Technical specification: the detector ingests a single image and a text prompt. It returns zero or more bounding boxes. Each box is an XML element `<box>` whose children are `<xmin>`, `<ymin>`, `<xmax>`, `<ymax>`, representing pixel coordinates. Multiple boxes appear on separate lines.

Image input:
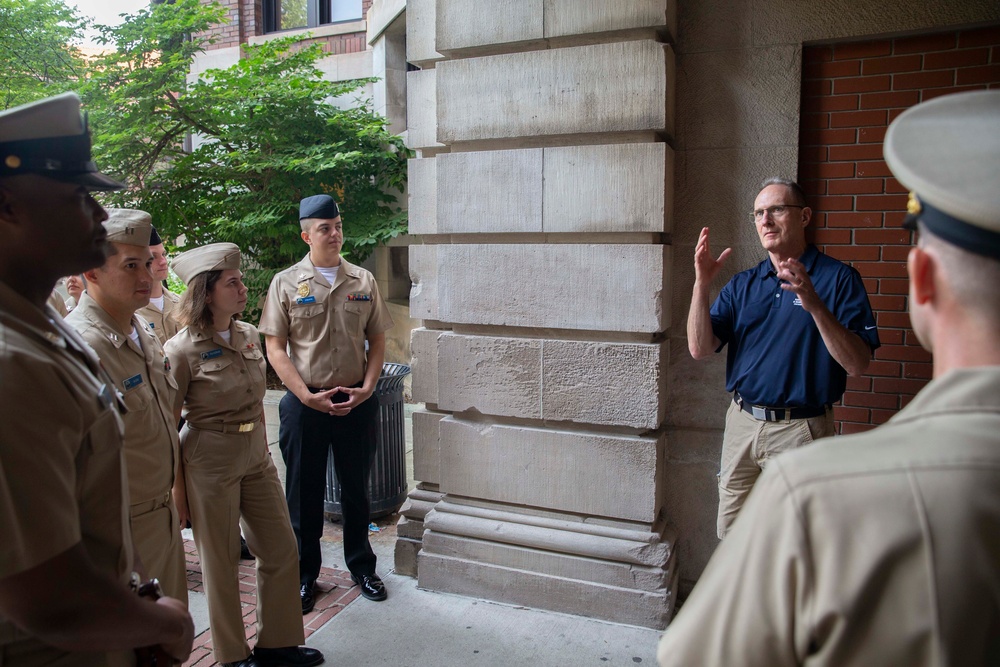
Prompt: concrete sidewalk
<box><xmin>183</xmin><ymin>391</ymin><xmax>662</xmax><ymax>666</ymax></box>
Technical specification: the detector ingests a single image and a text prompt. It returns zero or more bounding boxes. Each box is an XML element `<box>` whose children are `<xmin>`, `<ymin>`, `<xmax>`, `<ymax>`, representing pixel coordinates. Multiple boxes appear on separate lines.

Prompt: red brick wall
<box><xmin>200</xmin><ymin>0</ymin><xmax>373</xmax><ymax>51</ymax></box>
<box><xmin>799</xmin><ymin>24</ymin><xmax>1000</xmax><ymax>434</ymax></box>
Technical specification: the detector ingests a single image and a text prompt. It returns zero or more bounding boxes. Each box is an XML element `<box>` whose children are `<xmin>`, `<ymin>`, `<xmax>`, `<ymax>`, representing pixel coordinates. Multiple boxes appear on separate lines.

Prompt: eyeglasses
<box><xmin>751</xmin><ymin>204</ymin><xmax>804</xmax><ymax>222</ymax></box>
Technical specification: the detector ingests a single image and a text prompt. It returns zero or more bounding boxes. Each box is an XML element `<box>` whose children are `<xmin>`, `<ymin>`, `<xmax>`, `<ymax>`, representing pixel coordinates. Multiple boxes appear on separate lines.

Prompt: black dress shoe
<box><xmin>240</xmin><ymin>535</ymin><xmax>254</xmax><ymax>560</ymax></box>
<box><xmin>300</xmin><ymin>583</ymin><xmax>315</xmax><ymax>614</ymax></box>
<box><xmin>253</xmin><ymin>646</ymin><xmax>324</xmax><ymax>667</ymax></box>
<box><xmin>351</xmin><ymin>572</ymin><xmax>387</xmax><ymax>601</ymax></box>
<box><xmin>221</xmin><ymin>658</ymin><xmax>256</xmax><ymax>667</ymax></box>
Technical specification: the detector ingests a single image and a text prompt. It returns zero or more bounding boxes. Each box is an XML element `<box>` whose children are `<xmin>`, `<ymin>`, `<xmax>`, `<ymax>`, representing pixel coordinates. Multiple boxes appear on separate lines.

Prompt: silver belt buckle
<box><xmin>752</xmin><ymin>406</ymin><xmax>768</xmax><ymax>421</ymax></box>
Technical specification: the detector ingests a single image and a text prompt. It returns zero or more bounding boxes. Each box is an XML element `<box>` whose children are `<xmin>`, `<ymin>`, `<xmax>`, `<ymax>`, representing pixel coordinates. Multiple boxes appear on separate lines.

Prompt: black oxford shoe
<box><xmin>300</xmin><ymin>583</ymin><xmax>315</xmax><ymax>614</ymax></box>
<box><xmin>253</xmin><ymin>646</ymin><xmax>324</xmax><ymax>667</ymax></box>
<box><xmin>351</xmin><ymin>572</ymin><xmax>387</xmax><ymax>601</ymax></box>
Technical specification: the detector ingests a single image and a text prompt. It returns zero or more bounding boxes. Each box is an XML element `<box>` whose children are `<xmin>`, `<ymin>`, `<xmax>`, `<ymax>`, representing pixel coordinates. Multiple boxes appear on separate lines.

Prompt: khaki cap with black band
<box><xmin>884</xmin><ymin>90</ymin><xmax>1000</xmax><ymax>260</ymax></box>
<box><xmin>0</xmin><ymin>92</ymin><xmax>125</xmax><ymax>192</ymax></box>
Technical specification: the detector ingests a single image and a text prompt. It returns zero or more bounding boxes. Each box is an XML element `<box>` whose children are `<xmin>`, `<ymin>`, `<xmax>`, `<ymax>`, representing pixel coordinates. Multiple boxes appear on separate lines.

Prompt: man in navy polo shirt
<box><xmin>687</xmin><ymin>177</ymin><xmax>879</xmax><ymax>539</ymax></box>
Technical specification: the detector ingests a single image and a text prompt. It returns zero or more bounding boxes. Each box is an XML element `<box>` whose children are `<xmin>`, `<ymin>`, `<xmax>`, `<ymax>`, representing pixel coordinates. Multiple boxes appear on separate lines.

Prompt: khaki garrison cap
<box><xmin>0</xmin><ymin>92</ymin><xmax>124</xmax><ymax>191</ymax></box>
<box><xmin>884</xmin><ymin>90</ymin><xmax>1000</xmax><ymax>260</ymax></box>
<box><xmin>104</xmin><ymin>208</ymin><xmax>152</xmax><ymax>246</ymax></box>
<box><xmin>172</xmin><ymin>243</ymin><xmax>242</xmax><ymax>284</ymax></box>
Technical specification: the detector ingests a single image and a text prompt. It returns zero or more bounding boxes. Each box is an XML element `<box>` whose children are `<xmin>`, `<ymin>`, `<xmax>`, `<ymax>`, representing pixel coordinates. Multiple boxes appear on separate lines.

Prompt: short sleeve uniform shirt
<box><xmin>164</xmin><ymin>320</ymin><xmax>267</xmax><ymax>424</ymax></box>
<box><xmin>137</xmin><ymin>288</ymin><xmax>181</xmax><ymax>345</ymax></box>
<box><xmin>258</xmin><ymin>255</ymin><xmax>393</xmax><ymax>389</ymax></box>
<box><xmin>0</xmin><ymin>282</ymin><xmax>132</xmax><ymax>664</ymax></box>
<box><xmin>67</xmin><ymin>294</ymin><xmax>179</xmax><ymax>505</ymax></box>
<box><xmin>658</xmin><ymin>367</ymin><xmax>1000</xmax><ymax>667</ymax></box>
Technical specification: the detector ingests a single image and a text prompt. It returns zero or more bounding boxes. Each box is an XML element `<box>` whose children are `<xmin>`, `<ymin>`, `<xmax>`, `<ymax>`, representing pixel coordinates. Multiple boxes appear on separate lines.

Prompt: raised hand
<box><xmin>694</xmin><ymin>227</ymin><xmax>732</xmax><ymax>285</ymax></box>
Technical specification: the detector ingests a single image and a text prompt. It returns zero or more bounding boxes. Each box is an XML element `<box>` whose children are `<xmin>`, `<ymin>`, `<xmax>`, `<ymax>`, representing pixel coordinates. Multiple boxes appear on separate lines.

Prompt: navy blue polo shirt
<box><xmin>710</xmin><ymin>245</ymin><xmax>879</xmax><ymax>408</ymax></box>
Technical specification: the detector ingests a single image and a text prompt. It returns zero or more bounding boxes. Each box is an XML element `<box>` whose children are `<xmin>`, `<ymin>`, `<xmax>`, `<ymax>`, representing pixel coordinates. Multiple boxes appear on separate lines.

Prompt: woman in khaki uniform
<box><xmin>165</xmin><ymin>244</ymin><xmax>322</xmax><ymax>667</ymax></box>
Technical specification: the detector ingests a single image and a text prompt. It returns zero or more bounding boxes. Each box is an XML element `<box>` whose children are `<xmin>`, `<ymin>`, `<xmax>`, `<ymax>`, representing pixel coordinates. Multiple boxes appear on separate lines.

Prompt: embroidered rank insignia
<box><xmin>347</xmin><ymin>292</ymin><xmax>372</xmax><ymax>302</ymax></box>
<box><xmin>297</xmin><ymin>283</ymin><xmax>311</xmax><ymax>298</ymax></box>
<box><xmin>296</xmin><ymin>296</ymin><xmax>316</xmax><ymax>304</ymax></box>
<box><xmin>123</xmin><ymin>373</ymin><xmax>144</xmax><ymax>391</ymax></box>
<box><xmin>200</xmin><ymin>348</ymin><xmax>224</xmax><ymax>360</ymax></box>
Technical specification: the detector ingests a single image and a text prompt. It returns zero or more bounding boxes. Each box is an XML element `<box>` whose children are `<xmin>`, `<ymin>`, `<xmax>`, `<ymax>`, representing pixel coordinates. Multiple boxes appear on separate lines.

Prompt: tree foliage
<box><xmin>80</xmin><ymin>0</ymin><xmax>409</xmax><ymax>320</ymax></box>
<box><xmin>4</xmin><ymin>0</ymin><xmax>410</xmax><ymax>322</ymax></box>
<box><xmin>0</xmin><ymin>0</ymin><xmax>87</xmax><ymax>109</ymax></box>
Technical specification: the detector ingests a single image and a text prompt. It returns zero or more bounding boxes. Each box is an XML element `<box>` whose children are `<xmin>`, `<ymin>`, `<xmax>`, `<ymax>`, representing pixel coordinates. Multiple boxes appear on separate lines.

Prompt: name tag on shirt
<box><xmin>200</xmin><ymin>348</ymin><xmax>224</xmax><ymax>360</ymax></box>
<box><xmin>123</xmin><ymin>374</ymin><xmax>144</xmax><ymax>391</ymax></box>
<box><xmin>296</xmin><ymin>296</ymin><xmax>317</xmax><ymax>304</ymax></box>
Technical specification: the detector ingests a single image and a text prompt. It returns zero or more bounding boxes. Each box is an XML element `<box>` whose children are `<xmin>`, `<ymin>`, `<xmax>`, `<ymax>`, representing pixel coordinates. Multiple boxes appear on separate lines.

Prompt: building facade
<box><xmin>198</xmin><ymin>0</ymin><xmax>1000</xmax><ymax>628</ymax></box>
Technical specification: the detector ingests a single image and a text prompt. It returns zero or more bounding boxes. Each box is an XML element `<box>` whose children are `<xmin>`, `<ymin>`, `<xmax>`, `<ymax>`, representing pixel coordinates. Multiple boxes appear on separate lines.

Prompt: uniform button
<box><xmin>247</xmin><ymin>388</ymin><xmax>252</xmax><ymax>393</ymax></box>
<box><xmin>240</xmin><ymin>369</ymin><xmax>246</xmax><ymax>374</ymax></box>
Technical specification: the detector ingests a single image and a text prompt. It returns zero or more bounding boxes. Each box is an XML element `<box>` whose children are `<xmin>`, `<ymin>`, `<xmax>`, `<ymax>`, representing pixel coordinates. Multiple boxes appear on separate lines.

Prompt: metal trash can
<box><xmin>324</xmin><ymin>362</ymin><xmax>411</xmax><ymax>521</ymax></box>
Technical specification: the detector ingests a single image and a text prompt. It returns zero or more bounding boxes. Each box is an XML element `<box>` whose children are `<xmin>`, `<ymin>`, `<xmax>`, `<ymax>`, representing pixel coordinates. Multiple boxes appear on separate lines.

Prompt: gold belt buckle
<box><xmin>238</xmin><ymin>422</ymin><xmax>254</xmax><ymax>433</ymax></box>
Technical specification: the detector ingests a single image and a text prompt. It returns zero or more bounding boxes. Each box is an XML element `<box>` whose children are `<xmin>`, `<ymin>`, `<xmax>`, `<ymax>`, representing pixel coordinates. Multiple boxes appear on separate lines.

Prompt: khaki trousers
<box><xmin>717</xmin><ymin>400</ymin><xmax>834</xmax><ymax>539</ymax></box>
<box><xmin>181</xmin><ymin>424</ymin><xmax>303</xmax><ymax>664</ymax></box>
<box><xmin>130</xmin><ymin>496</ymin><xmax>187</xmax><ymax>604</ymax></box>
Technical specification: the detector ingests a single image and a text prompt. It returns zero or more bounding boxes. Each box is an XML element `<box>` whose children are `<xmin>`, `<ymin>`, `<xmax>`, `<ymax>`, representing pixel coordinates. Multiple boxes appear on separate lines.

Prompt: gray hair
<box><xmin>760</xmin><ymin>177</ymin><xmax>808</xmax><ymax>207</ymax></box>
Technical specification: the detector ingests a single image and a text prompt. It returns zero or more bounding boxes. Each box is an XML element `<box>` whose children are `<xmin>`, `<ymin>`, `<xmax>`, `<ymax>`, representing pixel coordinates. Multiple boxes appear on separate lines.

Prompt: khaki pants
<box><xmin>717</xmin><ymin>400</ymin><xmax>834</xmax><ymax>539</ymax></box>
<box><xmin>182</xmin><ymin>424</ymin><xmax>303</xmax><ymax>664</ymax></box>
<box><xmin>131</xmin><ymin>496</ymin><xmax>187</xmax><ymax>604</ymax></box>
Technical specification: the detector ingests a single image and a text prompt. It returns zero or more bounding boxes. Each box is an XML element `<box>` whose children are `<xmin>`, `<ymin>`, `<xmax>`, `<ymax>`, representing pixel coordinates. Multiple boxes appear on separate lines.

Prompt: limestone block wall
<box><xmin>399</xmin><ymin>0</ymin><xmax>679</xmax><ymax>629</ymax></box>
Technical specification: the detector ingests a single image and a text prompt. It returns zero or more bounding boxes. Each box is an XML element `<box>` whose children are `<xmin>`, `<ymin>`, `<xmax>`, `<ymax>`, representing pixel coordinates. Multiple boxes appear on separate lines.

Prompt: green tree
<box><xmin>0</xmin><ymin>0</ymin><xmax>87</xmax><ymax>109</ymax></box>
<box><xmin>83</xmin><ymin>0</ymin><xmax>409</xmax><ymax>321</ymax></box>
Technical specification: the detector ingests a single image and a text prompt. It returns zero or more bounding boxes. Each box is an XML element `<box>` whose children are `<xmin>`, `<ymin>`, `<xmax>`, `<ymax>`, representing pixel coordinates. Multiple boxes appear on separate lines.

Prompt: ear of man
<box><xmin>907</xmin><ymin>245</ymin><xmax>936</xmax><ymax>307</ymax></box>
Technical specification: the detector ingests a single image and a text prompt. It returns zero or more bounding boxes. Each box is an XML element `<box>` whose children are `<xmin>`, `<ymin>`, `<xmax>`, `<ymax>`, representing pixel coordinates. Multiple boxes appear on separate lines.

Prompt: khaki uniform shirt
<box><xmin>67</xmin><ymin>294</ymin><xmax>179</xmax><ymax>505</ymax></box>
<box><xmin>164</xmin><ymin>320</ymin><xmax>266</xmax><ymax>425</ymax></box>
<box><xmin>258</xmin><ymin>255</ymin><xmax>393</xmax><ymax>388</ymax></box>
<box><xmin>137</xmin><ymin>288</ymin><xmax>181</xmax><ymax>346</ymax></box>
<box><xmin>46</xmin><ymin>290</ymin><xmax>68</xmax><ymax>317</ymax></box>
<box><xmin>658</xmin><ymin>367</ymin><xmax>1000</xmax><ymax>667</ymax></box>
<box><xmin>0</xmin><ymin>282</ymin><xmax>133</xmax><ymax>664</ymax></box>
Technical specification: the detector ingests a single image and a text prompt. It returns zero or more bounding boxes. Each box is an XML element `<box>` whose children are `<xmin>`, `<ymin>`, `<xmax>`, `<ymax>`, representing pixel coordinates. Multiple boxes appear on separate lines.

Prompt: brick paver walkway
<box><xmin>182</xmin><ymin>539</ymin><xmax>361</xmax><ymax>666</ymax></box>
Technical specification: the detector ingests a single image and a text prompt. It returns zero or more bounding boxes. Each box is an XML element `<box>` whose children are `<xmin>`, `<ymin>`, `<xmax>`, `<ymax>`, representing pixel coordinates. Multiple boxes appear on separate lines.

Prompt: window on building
<box><xmin>263</xmin><ymin>0</ymin><xmax>363</xmax><ymax>33</ymax></box>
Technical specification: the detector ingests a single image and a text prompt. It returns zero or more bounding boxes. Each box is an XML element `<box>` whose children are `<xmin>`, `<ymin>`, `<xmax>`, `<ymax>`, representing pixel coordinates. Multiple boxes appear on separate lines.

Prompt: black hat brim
<box><xmin>61</xmin><ymin>170</ymin><xmax>126</xmax><ymax>192</ymax></box>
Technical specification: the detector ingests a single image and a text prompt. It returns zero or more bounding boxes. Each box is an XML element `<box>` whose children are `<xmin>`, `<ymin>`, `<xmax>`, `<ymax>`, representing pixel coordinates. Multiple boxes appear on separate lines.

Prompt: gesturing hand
<box><xmin>776</xmin><ymin>258</ymin><xmax>822</xmax><ymax>313</ymax></box>
<box><xmin>694</xmin><ymin>227</ymin><xmax>732</xmax><ymax>285</ymax></box>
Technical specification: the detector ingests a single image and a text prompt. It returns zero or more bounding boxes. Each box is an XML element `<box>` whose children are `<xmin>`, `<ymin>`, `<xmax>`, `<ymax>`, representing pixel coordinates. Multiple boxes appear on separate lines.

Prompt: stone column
<box><xmin>398</xmin><ymin>0</ymin><xmax>678</xmax><ymax>628</ymax></box>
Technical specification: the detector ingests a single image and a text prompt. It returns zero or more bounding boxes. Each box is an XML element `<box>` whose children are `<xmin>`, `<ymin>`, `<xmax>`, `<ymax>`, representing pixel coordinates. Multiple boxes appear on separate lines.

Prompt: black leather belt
<box><xmin>734</xmin><ymin>392</ymin><xmax>827</xmax><ymax>422</ymax></box>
